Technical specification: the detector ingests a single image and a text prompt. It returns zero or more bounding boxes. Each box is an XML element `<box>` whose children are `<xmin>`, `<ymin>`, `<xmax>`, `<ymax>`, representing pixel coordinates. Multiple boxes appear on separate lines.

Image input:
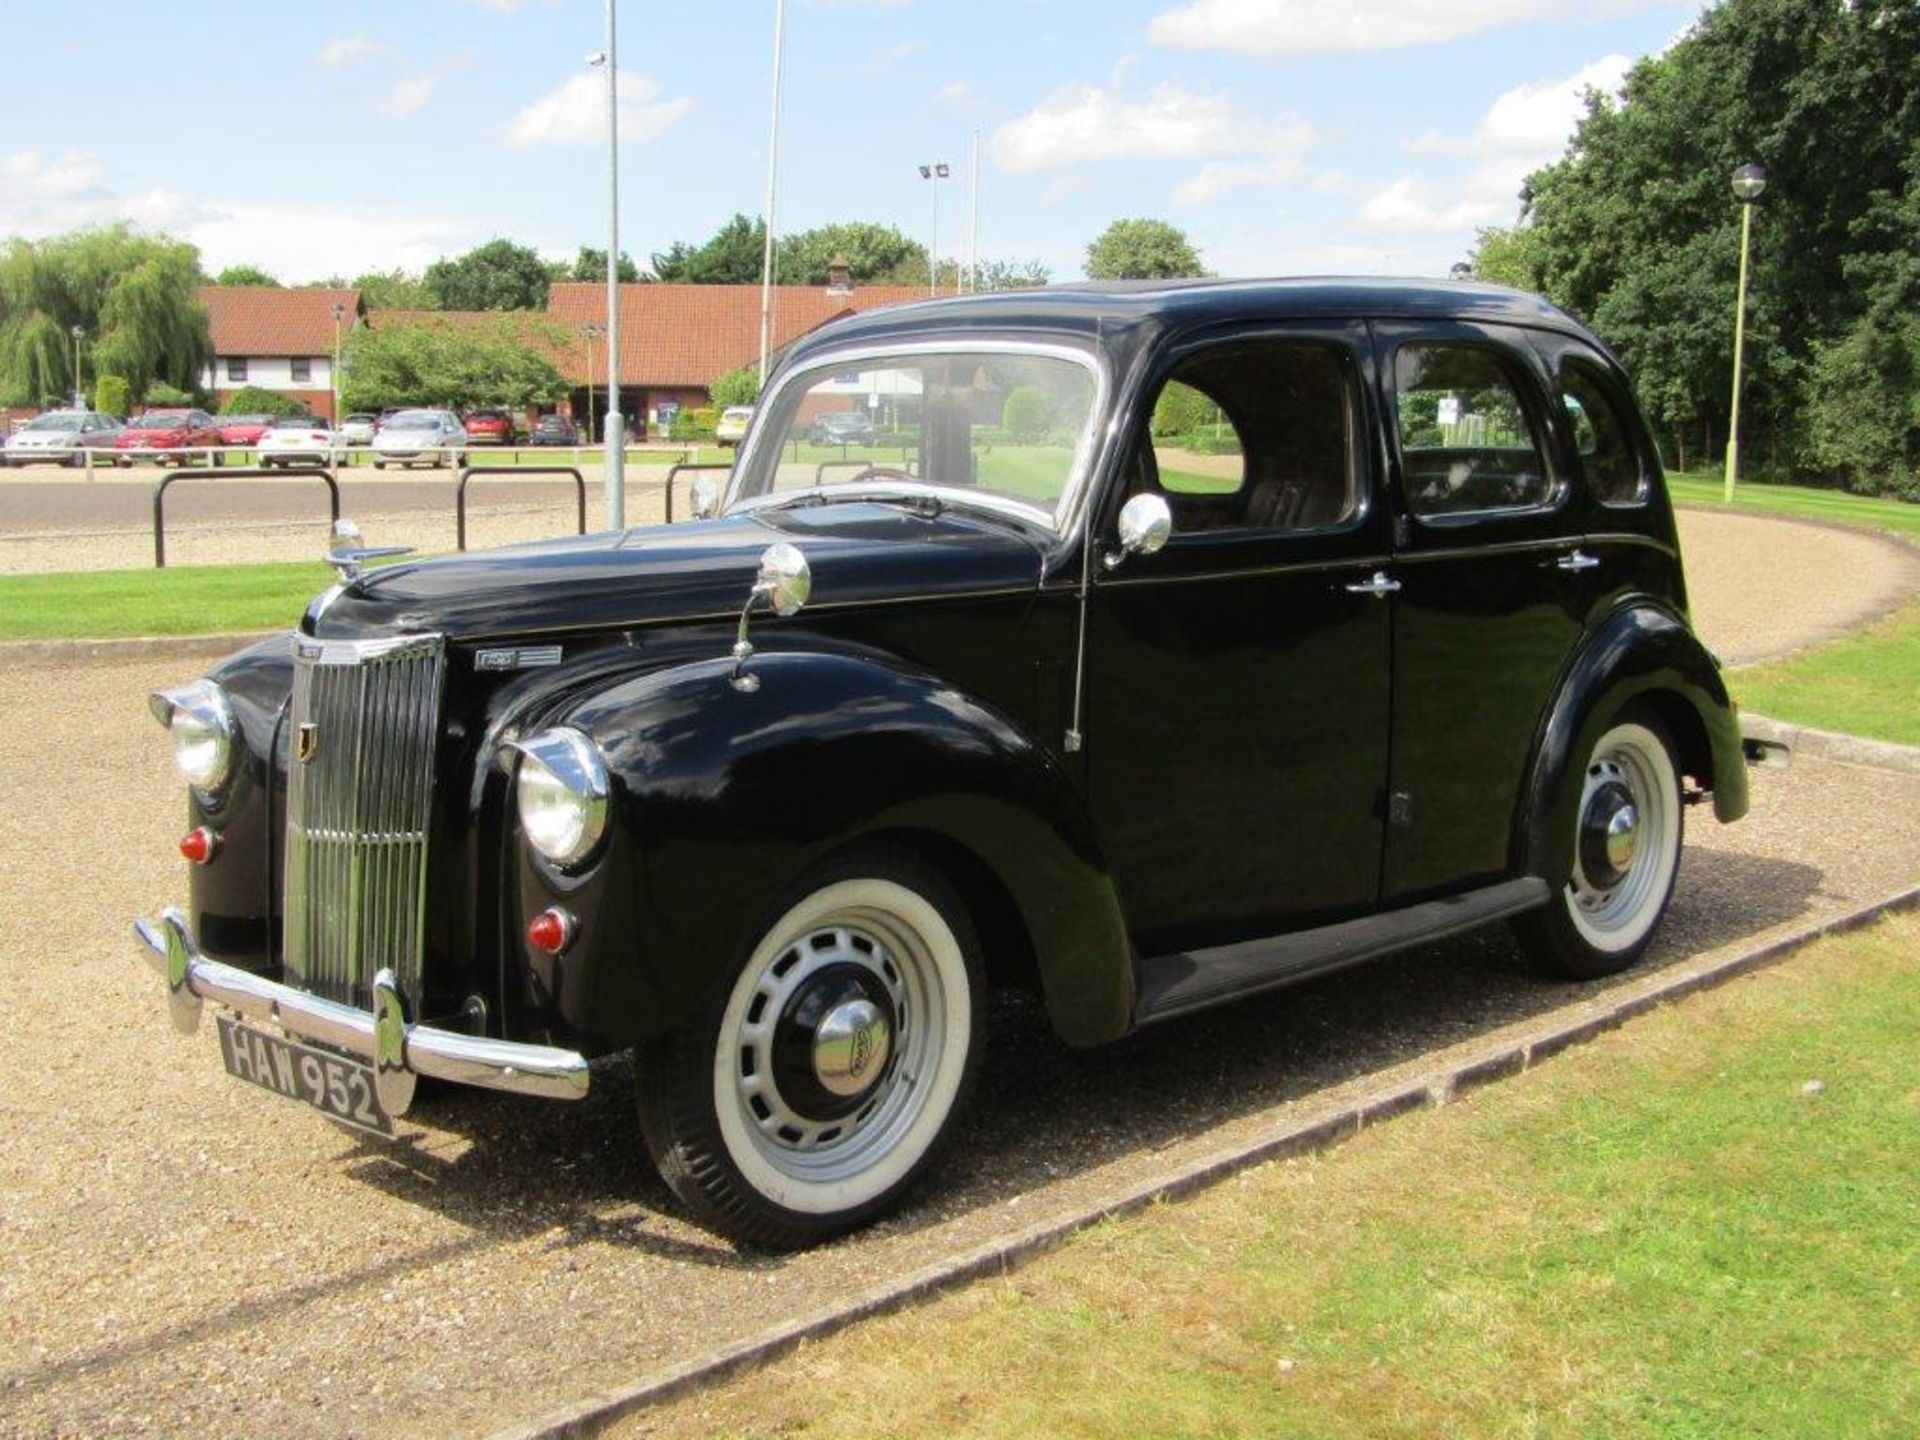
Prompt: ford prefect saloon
<box><xmin>137</xmin><ymin>279</ymin><xmax>1755</xmax><ymax>1249</ymax></box>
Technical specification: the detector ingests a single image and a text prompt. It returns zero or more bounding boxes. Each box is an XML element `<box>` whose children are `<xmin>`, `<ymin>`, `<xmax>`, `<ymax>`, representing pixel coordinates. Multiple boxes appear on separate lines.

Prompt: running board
<box><xmin>1134</xmin><ymin>877</ymin><xmax>1552</xmax><ymax>1026</ymax></box>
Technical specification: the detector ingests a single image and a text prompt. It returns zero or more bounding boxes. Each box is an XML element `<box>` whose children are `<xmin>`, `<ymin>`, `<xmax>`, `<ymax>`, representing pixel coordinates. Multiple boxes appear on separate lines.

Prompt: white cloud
<box><xmin>1359</xmin><ymin>54</ymin><xmax>1629</xmax><ymax>234</ymax></box>
<box><xmin>380</xmin><ymin>70</ymin><xmax>446</xmax><ymax>118</ymax></box>
<box><xmin>1177</xmin><ymin>156</ymin><xmax>1303</xmax><ymax>204</ymax></box>
<box><xmin>183</xmin><ymin>202</ymin><xmax>481</xmax><ymax>281</ymax></box>
<box><xmin>993</xmin><ymin>81</ymin><xmax>1310</xmax><ymax>173</ymax></box>
<box><xmin>504</xmin><ymin>72</ymin><xmax>695</xmax><ymax>148</ymax></box>
<box><xmin>317</xmin><ymin>32</ymin><xmax>382</xmax><ymax>69</ymax></box>
<box><xmin>938</xmin><ymin>80</ymin><xmax>988</xmax><ymax>113</ymax></box>
<box><xmin>1148</xmin><ymin>0</ymin><xmax>1656</xmax><ymax>56</ymax></box>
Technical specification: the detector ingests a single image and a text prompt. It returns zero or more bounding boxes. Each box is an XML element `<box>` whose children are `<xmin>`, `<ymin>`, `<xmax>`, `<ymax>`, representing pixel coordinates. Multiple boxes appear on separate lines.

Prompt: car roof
<box><xmin>785</xmin><ymin>277</ymin><xmax>1609</xmax><ymax>366</ymax></box>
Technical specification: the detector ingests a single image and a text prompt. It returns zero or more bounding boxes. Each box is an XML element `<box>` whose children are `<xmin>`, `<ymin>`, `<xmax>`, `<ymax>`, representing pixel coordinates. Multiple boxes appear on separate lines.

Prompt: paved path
<box><xmin>0</xmin><ymin>651</ymin><xmax>1913</xmax><ymax>1438</ymax></box>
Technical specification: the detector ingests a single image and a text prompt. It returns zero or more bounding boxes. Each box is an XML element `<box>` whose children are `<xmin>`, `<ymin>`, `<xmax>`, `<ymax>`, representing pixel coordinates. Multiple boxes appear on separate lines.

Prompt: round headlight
<box><xmin>150</xmin><ymin>679</ymin><xmax>236</xmax><ymax>793</ymax></box>
<box><xmin>513</xmin><ymin>728</ymin><xmax>610</xmax><ymax>869</ymax></box>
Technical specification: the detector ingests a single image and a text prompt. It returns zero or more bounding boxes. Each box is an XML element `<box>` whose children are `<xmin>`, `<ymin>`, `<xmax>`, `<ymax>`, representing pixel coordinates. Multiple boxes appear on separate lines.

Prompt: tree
<box><xmin>563</xmin><ymin>247</ymin><xmax>639</xmax><ymax>283</ymax></box>
<box><xmin>93</xmin><ymin>373</ymin><xmax>130</xmax><ymax>418</ymax></box>
<box><xmin>1085</xmin><ymin>219</ymin><xmax>1205</xmax><ymax>280</ymax></box>
<box><xmin>350</xmin><ymin>269</ymin><xmax>437</xmax><ymax>310</ymax></box>
<box><xmin>650</xmin><ymin>214</ymin><xmax>766</xmax><ymax>283</ymax></box>
<box><xmin>422</xmin><ymin>239</ymin><xmax>551</xmax><ymax>310</ymax></box>
<box><xmin>212</xmin><ymin>263</ymin><xmax>280</xmax><ymax>286</ymax></box>
<box><xmin>1465</xmin><ymin>226</ymin><xmax>1545</xmax><ymax>291</ymax></box>
<box><xmin>219</xmin><ymin>385</ymin><xmax>306</xmax><ymax>417</ymax></box>
<box><xmin>778</xmin><ymin>223</ymin><xmax>925</xmax><ymax>285</ymax></box>
<box><xmin>340</xmin><ymin>316</ymin><xmax>569</xmax><ymax>412</ymax></box>
<box><xmin>710</xmin><ymin>364</ymin><xmax>763</xmax><ymax>409</ymax></box>
<box><xmin>0</xmin><ymin>224</ymin><xmax>211</xmax><ymax>406</ymax></box>
<box><xmin>1474</xmin><ymin>0</ymin><xmax>1920</xmax><ymax>486</ymax></box>
<box><xmin>1001</xmin><ymin>385</ymin><xmax>1056</xmax><ymax>442</ymax></box>
<box><xmin>975</xmin><ymin>258</ymin><xmax>1052</xmax><ymax>292</ymax></box>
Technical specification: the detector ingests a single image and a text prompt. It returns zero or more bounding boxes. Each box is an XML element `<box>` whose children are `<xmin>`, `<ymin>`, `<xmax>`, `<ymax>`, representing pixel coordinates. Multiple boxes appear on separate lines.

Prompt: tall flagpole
<box><xmin>601</xmin><ymin>0</ymin><xmax>626</xmax><ymax>527</ymax></box>
<box><xmin>968</xmin><ymin>129</ymin><xmax>981</xmax><ymax>292</ymax></box>
<box><xmin>757</xmin><ymin>0</ymin><xmax>788</xmax><ymax>385</ymax></box>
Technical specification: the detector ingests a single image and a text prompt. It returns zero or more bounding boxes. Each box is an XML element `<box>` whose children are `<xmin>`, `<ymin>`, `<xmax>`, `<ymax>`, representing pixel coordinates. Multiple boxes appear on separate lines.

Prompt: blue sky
<box><xmin>0</xmin><ymin>0</ymin><xmax>1698</xmax><ymax>286</ymax></box>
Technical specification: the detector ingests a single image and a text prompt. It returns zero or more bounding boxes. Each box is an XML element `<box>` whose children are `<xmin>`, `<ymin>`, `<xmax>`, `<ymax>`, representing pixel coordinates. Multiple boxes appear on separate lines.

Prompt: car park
<box><xmin>464</xmin><ymin>408</ymin><xmax>517</xmax><ymax>445</ymax></box>
<box><xmin>808</xmin><ymin>408</ymin><xmax>874</xmax><ymax>446</ymax></box>
<box><xmin>528</xmin><ymin>414</ymin><xmax>579</xmax><ymax>446</ymax></box>
<box><xmin>134</xmin><ymin>279</ymin><xmax>1753</xmax><ymax>1251</ymax></box>
<box><xmin>3</xmin><ymin>409</ymin><xmax>123</xmax><ymax>466</ymax></box>
<box><xmin>338</xmin><ymin>413</ymin><xmax>378</xmax><ymax>445</ymax></box>
<box><xmin>716</xmin><ymin>405</ymin><xmax>755</xmax><ymax>447</ymax></box>
<box><xmin>256</xmin><ymin>414</ymin><xmax>337</xmax><ymax>469</ymax></box>
<box><xmin>113</xmin><ymin>408</ymin><xmax>222</xmax><ymax>465</ymax></box>
<box><xmin>370</xmin><ymin>408</ymin><xmax>467</xmax><ymax>468</ymax></box>
<box><xmin>215</xmin><ymin>414</ymin><xmax>277</xmax><ymax>447</ymax></box>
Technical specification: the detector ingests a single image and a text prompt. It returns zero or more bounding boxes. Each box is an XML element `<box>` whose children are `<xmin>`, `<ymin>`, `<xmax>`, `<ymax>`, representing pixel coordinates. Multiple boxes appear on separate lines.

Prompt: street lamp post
<box><xmin>330</xmin><ymin>301</ymin><xmax>346</xmax><ymax>425</ymax></box>
<box><xmin>1723</xmin><ymin>162</ymin><xmax>1767</xmax><ymax>504</ymax></box>
<box><xmin>582</xmin><ymin>322</ymin><xmax>602</xmax><ymax>444</ymax></box>
<box><xmin>917</xmin><ymin>162</ymin><xmax>949</xmax><ymax>298</ymax></box>
<box><xmin>70</xmin><ymin>324</ymin><xmax>84</xmax><ymax>407</ymax></box>
<box><xmin>588</xmin><ymin>1</ymin><xmax>625</xmax><ymax>527</ymax></box>
<box><xmin>757</xmin><ymin>0</ymin><xmax>789</xmax><ymax>386</ymax></box>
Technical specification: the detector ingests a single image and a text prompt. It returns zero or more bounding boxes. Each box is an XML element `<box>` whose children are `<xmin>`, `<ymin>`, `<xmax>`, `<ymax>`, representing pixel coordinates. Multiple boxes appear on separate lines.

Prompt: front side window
<box><xmin>1137</xmin><ymin>342</ymin><xmax>1358</xmax><ymax>533</ymax></box>
<box><xmin>1394</xmin><ymin>344</ymin><xmax>1551</xmax><ymax>517</ymax></box>
<box><xmin>290</xmin><ymin>356</ymin><xmax>312</xmax><ymax>382</ymax></box>
<box><xmin>735</xmin><ymin>350</ymin><xmax>1100</xmax><ymax>523</ymax></box>
<box><xmin>1560</xmin><ymin>358</ymin><xmax>1647</xmax><ymax>506</ymax></box>
<box><xmin>227</xmin><ymin>357</ymin><xmax>248</xmax><ymax>382</ymax></box>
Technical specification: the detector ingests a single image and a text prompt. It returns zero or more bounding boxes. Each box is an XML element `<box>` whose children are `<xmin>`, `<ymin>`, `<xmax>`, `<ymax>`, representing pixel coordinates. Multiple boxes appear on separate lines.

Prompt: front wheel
<box><xmin>636</xmin><ymin>849</ymin><xmax>984</xmax><ymax>1250</ymax></box>
<box><xmin>1514</xmin><ymin>709</ymin><xmax>1683</xmax><ymax>980</ymax></box>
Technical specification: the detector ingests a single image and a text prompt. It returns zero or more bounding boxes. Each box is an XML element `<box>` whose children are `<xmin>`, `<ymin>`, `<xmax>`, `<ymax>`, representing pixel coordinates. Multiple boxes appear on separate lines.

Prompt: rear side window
<box><xmin>1394</xmin><ymin>344</ymin><xmax>1550</xmax><ymax>517</ymax></box>
<box><xmin>1560</xmin><ymin>358</ymin><xmax>1648</xmax><ymax>506</ymax></box>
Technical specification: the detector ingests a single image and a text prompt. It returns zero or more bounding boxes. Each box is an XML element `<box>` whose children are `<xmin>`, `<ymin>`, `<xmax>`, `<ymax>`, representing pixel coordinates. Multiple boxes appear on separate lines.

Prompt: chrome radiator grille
<box><xmin>283</xmin><ymin>632</ymin><xmax>447</xmax><ymax>1005</ymax></box>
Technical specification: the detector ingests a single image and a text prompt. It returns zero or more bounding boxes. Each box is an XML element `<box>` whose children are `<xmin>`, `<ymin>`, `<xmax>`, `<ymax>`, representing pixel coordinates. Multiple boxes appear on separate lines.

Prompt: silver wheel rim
<box><xmin>714</xmin><ymin>879</ymin><xmax>967</xmax><ymax>1210</ymax></box>
<box><xmin>1567</xmin><ymin>723</ymin><xmax>1678</xmax><ymax>952</ymax></box>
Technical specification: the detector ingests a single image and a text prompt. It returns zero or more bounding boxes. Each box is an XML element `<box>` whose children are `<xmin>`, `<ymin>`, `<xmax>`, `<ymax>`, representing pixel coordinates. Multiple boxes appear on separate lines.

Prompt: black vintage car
<box><xmin>137</xmin><ymin>279</ymin><xmax>1755</xmax><ymax>1249</ymax></box>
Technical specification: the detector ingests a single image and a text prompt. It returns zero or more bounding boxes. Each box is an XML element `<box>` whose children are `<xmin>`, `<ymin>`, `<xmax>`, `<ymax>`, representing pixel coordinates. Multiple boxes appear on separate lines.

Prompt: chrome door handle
<box><xmin>1343</xmin><ymin>570</ymin><xmax>1402</xmax><ymax>597</ymax></box>
<box><xmin>1556</xmin><ymin>549</ymin><xmax>1601</xmax><ymax>571</ymax></box>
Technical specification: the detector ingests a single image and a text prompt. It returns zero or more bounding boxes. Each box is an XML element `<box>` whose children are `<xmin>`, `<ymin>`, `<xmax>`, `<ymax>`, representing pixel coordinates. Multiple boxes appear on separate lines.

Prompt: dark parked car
<box><xmin>809</xmin><ymin>408</ymin><xmax>874</xmax><ymax>446</ymax></box>
<box><xmin>135</xmin><ymin>279</ymin><xmax>1758</xmax><ymax>1251</ymax></box>
<box><xmin>528</xmin><ymin>414</ymin><xmax>580</xmax><ymax>446</ymax></box>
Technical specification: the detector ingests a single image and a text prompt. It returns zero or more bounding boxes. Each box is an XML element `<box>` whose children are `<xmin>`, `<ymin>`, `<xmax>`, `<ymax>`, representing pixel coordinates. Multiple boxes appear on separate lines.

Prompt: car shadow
<box><xmin>342</xmin><ymin>846</ymin><xmax>1823</xmax><ymax>1260</ymax></box>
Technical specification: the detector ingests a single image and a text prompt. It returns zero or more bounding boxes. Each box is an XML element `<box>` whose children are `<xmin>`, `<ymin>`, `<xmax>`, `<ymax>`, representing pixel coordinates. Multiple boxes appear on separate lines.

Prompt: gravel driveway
<box><xmin>1</xmin><ymin>650</ymin><xmax>1915</xmax><ymax>1438</ymax></box>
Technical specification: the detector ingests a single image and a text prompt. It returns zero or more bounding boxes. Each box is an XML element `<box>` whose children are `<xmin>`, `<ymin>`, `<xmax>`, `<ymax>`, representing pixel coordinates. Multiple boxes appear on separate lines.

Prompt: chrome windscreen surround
<box><xmin>283</xmin><ymin>631</ymin><xmax>447</xmax><ymax>1007</ymax></box>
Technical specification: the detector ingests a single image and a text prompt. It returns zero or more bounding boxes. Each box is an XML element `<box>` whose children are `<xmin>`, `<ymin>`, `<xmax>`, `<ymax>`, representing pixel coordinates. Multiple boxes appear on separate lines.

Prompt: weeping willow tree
<box><xmin>0</xmin><ymin>225</ymin><xmax>211</xmax><ymax>407</ymax></box>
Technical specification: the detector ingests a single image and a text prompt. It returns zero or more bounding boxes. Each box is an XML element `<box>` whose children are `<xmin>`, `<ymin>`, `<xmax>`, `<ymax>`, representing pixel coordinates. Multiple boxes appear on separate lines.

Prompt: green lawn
<box><xmin>1668</xmin><ymin>469</ymin><xmax>1920</xmax><ymax>540</ymax></box>
<box><xmin>0</xmin><ymin>561</ymin><xmax>336</xmax><ymax>640</ymax></box>
<box><xmin>1734</xmin><ymin>597</ymin><xmax>1920</xmax><ymax>745</ymax></box>
<box><xmin>625</xmin><ymin>915</ymin><xmax>1920</xmax><ymax>1440</ymax></box>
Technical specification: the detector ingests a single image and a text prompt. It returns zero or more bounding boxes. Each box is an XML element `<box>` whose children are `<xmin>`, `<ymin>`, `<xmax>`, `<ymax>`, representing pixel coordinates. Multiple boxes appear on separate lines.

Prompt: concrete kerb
<box><xmin>1742</xmin><ymin>711</ymin><xmax>1920</xmax><ymax>775</ymax></box>
<box><xmin>0</xmin><ymin>630</ymin><xmax>278</xmax><ymax>668</ymax></box>
<box><xmin>490</xmin><ymin>882</ymin><xmax>1920</xmax><ymax>1440</ymax></box>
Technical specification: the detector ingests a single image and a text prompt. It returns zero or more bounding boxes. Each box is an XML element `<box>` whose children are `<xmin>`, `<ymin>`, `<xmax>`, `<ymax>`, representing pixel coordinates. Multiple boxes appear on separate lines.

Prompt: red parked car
<box><xmin>114</xmin><ymin>409</ymin><xmax>223</xmax><ymax>465</ymax></box>
<box><xmin>215</xmin><ymin>414</ymin><xmax>276</xmax><ymax>447</ymax></box>
<box><xmin>463</xmin><ymin>408</ymin><xmax>517</xmax><ymax>445</ymax></box>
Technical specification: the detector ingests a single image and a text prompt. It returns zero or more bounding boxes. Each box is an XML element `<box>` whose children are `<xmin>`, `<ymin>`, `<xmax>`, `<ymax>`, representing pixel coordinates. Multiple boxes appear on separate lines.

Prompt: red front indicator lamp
<box><xmin>527</xmin><ymin>907</ymin><xmax>575</xmax><ymax>955</ymax></box>
<box><xmin>178</xmin><ymin>827</ymin><xmax>219</xmax><ymax>864</ymax></box>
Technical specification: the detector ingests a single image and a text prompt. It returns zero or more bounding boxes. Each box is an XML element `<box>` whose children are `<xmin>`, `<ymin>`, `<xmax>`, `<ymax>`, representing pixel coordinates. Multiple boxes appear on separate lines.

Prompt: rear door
<box><xmin>1375</xmin><ymin>321</ymin><xmax>1588</xmax><ymax>901</ymax></box>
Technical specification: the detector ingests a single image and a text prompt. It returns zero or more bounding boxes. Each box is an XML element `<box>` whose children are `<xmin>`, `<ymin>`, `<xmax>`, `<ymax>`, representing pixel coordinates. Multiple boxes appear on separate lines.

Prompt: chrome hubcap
<box><xmin>1579</xmin><ymin>778</ymin><xmax>1640</xmax><ymax>889</ymax></box>
<box><xmin>813</xmin><ymin>998</ymin><xmax>891</xmax><ymax>1098</ymax></box>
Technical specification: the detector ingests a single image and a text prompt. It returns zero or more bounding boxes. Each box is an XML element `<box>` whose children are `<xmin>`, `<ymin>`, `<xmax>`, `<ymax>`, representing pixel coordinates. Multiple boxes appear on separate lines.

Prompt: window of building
<box><xmin>290</xmin><ymin>357</ymin><xmax>312</xmax><ymax>382</ymax></box>
<box><xmin>1134</xmin><ymin>342</ymin><xmax>1358</xmax><ymax>534</ymax></box>
<box><xmin>1393</xmin><ymin>344</ymin><xmax>1551</xmax><ymax>517</ymax></box>
<box><xmin>226</xmin><ymin>357</ymin><xmax>248</xmax><ymax>383</ymax></box>
<box><xmin>1560</xmin><ymin>358</ymin><xmax>1647</xmax><ymax>506</ymax></box>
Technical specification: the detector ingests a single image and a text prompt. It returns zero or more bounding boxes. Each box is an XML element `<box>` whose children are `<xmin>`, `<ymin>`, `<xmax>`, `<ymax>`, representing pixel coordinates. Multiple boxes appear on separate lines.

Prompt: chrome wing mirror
<box><xmin>326</xmin><ymin>519</ymin><xmax>414</xmax><ymax>583</ymax></box>
<box><xmin>690</xmin><ymin>474</ymin><xmax>722</xmax><ymax>520</ymax></box>
<box><xmin>730</xmin><ymin>542</ymin><xmax>811</xmax><ymax>692</ymax></box>
<box><xmin>1104</xmin><ymin>493</ymin><xmax>1172</xmax><ymax>570</ymax></box>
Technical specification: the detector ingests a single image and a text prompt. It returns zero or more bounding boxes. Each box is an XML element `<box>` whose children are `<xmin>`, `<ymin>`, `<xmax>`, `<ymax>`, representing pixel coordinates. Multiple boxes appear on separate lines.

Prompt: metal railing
<box><xmin>662</xmin><ymin>463</ymin><xmax>734</xmax><ymax>524</ymax></box>
<box><xmin>152</xmin><ymin>466</ymin><xmax>340</xmax><ymax>569</ymax></box>
<box><xmin>455</xmin><ymin>465</ymin><xmax>587</xmax><ymax>551</ymax></box>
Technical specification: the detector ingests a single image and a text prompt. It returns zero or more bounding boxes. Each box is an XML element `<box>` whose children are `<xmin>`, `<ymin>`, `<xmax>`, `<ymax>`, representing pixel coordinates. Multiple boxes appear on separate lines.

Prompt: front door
<box><xmin>1375</xmin><ymin>321</ymin><xmax>1590</xmax><ymax>901</ymax></box>
<box><xmin>1084</xmin><ymin>327</ymin><xmax>1394</xmax><ymax>957</ymax></box>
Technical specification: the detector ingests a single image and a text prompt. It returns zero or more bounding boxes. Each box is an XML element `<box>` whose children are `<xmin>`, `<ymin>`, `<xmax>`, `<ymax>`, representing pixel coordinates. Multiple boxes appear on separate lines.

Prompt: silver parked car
<box><xmin>338</xmin><ymin>412</ymin><xmax>378</xmax><ymax>445</ymax></box>
<box><xmin>370</xmin><ymin>409</ymin><xmax>468</xmax><ymax>469</ymax></box>
<box><xmin>4</xmin><ymin>409</ymin><xmax>123</xmax><ymax>466</ymax></box>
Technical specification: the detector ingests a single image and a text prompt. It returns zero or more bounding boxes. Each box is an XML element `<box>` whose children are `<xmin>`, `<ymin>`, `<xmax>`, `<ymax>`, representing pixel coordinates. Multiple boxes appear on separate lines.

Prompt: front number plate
<box><xmin>216</xmin><ymin>1016</ymin><xmax>393</xmax><ymax>1137</ymax></box>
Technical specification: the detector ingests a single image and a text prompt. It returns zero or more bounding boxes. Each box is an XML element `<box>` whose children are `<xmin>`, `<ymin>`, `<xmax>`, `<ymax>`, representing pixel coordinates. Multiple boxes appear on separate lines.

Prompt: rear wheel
<box><xmin>1514</xmin><ymin>708</ymin><xmax>1683</xmax><ymax>979</ymax></box>
<box><xmin>636</xmin><ymin>849</ymin><xmax>984</xmax><ymax>1250</ymax></box>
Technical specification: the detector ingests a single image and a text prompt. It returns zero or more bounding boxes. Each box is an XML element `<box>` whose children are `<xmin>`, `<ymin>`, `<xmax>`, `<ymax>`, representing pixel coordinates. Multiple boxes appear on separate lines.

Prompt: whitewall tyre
<box><xmin>1516</xmin><ymin>708</ymin><xmax>1684</xmax><ymax>980</ymax></box>
<box><xmin>636</xmin><ymin>850</ymin><xmax>984</xmax><ymax>1250</ymax></box>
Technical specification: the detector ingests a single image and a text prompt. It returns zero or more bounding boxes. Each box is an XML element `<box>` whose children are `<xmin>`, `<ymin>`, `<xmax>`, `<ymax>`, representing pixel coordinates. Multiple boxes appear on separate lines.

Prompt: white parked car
<box><xmin>371</xmin><ymin>409</ymin><xmax>468</xmax><ymax>468</ymax></box>
<box><xmin>5</xmin><ymin>409</ymin><xmax>123</xmax><ymax>466</ymax></box>
<box><xmin>257</xmin><ymin>415</ymin><xmax>337</xmax><ymax>469</ymax></box>
<box><xmin>715</xmin><ymin>405</ymin><xmax>754</xmax><ymax>447</ymax></box>
<box><xmin>338</xmin><ymin>412</ymin><xmax>378</xmax><ymax>445</ymax></box>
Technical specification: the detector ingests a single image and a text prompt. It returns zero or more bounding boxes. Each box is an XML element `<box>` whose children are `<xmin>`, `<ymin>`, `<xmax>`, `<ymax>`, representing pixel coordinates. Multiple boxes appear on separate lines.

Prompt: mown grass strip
<box><xmin>1668</xmin><ymin>471</ymin><xmax>1920</xmax><ymax>540</ymax></box>
<box><xmin>622</xmin><ymin>915</ymin><xmax>1920</xmax><ymax>1440</ymax></box>
<box><xmin>0</xmin><ymin>561</ymin><xmax>334</xmax><ymax>641</ymax></box>
<box><xmin>1734</xmin><ymin>596</ymin><xmax>1920</xmax><ymax>746</ymax></box>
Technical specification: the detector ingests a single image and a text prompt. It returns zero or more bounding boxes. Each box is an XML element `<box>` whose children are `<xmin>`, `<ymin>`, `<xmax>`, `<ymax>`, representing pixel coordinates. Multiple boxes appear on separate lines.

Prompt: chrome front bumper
<box><xmin>133</xmin><ymin>907</ymin><xmax>589</xmax><ymax>1117</ymax></box>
